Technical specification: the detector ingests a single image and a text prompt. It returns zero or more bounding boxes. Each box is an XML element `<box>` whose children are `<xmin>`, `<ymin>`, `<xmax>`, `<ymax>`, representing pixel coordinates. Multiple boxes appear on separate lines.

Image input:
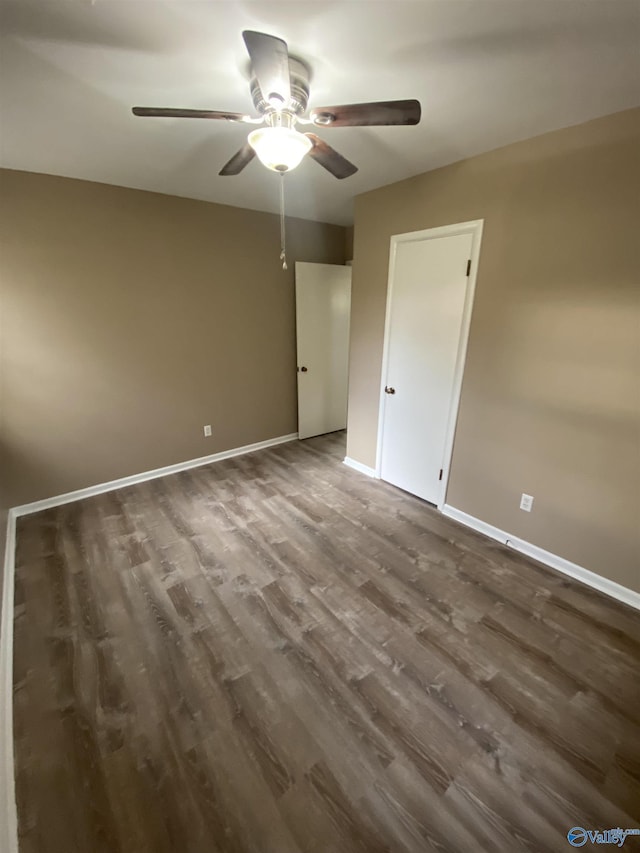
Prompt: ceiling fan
<box><xmin>132</xmin><ymin>30</ymin><xmax>421</xmax><ymax>180</ymax></box>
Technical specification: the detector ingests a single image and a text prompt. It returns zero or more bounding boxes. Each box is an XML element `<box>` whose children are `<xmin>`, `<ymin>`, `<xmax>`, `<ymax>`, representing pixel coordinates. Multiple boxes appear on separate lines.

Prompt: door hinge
<box><xmin>438</xmin><ymin>469</ymin><xmax>443</xmax><ymax>481</ymax></box>
<box><xmin>466</xmin><ymin>259</ymin><xmax>471</xmax><ymax>277</ymax></box>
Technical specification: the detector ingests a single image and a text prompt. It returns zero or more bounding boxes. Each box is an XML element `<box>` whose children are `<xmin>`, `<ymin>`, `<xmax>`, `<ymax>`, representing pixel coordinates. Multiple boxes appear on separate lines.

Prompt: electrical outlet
<box><xmin>203</xmin><ymin>425</ymin><xmax>212</xmax><ymax>437</ymax></box>
<box><xmin>520</xmin><ymin>493</ymin><xmax>534</xmax><ymax>512</ymax></box>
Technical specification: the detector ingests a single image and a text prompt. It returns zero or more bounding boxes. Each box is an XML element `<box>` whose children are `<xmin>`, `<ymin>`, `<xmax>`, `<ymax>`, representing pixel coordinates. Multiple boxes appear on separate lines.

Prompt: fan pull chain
<box><xmin>279</xmin><ymin>173</ymin><xmax>287</xmax><ymax>270</ymax></box>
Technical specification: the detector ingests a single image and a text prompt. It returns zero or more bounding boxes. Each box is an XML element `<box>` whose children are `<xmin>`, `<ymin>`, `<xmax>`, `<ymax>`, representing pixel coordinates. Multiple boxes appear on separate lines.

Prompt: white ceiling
<box><xmin>1</xmin><ymin>1</ymin><xmax>639</xmax><ymax>225</ymax></box>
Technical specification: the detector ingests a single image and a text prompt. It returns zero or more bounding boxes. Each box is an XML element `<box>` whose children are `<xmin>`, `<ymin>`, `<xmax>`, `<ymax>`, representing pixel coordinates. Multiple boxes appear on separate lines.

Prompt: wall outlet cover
<box><xmin>520</xmin><ymin>493</ymin><xmax>534</xmax><ymax>512</ymax></box>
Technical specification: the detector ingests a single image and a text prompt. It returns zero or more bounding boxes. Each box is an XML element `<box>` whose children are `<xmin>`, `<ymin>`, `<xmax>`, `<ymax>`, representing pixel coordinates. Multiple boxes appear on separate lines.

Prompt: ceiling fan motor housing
<box><xmin>250</xmin><ymin>57</ymin><xmax>310</xmax><ymax>117</ymax></box>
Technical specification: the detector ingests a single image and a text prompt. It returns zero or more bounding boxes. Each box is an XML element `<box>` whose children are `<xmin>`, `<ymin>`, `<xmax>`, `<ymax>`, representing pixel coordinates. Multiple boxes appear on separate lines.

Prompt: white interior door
<box><xmin>295</xmin><ymin>262</ymin><xmax>352</xmax><ymax>440</ymax></box>
<box><xmin>379</xmin><ymin>230</ymin><xmax>476</xmax><ymax>504</ymax></box>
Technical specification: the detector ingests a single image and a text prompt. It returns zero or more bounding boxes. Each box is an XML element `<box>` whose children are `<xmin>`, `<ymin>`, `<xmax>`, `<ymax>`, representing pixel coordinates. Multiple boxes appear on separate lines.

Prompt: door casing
<box><xmin>375</xmin><ymin>219</ymin><xmax>484</xmax><ymax>508</ymax></box>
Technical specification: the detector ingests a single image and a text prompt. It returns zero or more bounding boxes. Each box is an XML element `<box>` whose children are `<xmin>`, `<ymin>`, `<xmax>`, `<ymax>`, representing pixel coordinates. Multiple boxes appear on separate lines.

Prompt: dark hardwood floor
<box><xmin>13</xmin><ymin>431</ymin><xmax>640</xmax><ymax>852</ymax></box>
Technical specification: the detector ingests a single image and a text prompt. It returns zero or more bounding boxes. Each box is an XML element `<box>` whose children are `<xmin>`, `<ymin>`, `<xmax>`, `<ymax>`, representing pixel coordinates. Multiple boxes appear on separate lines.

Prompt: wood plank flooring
<box><xmin>13</xmin><ymin>431</ymin><xmax>640</xmax><ymax>852</ymax></box>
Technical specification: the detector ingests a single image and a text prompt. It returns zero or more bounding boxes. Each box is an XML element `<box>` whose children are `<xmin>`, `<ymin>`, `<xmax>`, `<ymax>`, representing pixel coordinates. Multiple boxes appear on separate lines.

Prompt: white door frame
<box><xmin>375</xmin><ymin>219</ymin><xmax>484</xmax><ymax>508</ymax></box>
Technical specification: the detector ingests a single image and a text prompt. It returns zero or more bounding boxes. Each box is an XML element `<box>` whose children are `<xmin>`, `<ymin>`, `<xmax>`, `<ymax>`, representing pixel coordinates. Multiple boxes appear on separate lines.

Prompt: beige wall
<box><xmin>348</xmin><ymin>108</ymin><xmax>640</xmax><ymax>592</ymax></box>
<box><xmin>345</xmin><ymin>226</ymin><xmax>355</xmax><ymax>262</ymax></box>
<box><xmin>0</xmin><ymin>261</ymin><xmax>8</xmax><ymax>564</ymax></box>
<box><xmin>1</xmin><ymin>259</ymin><xmax>8</xmax><ymax>591</ymax></box>
<box><xmin>0</xmin><ymin>170</ymin><xmax>345</xmax><ymax>506</ymax></box>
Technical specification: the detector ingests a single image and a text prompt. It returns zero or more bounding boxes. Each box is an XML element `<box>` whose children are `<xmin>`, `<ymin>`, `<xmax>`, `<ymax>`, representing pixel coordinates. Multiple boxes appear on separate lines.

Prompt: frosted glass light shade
<box><xmin>248</xmin><ymin>126</ymin><xmax>312</xmax><ymax>173</ymax></box>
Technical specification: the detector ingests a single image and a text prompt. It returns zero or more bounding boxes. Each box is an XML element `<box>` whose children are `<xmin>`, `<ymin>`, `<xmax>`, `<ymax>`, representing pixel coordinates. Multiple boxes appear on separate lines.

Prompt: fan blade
<box><xmin>219</xmin><ymin>143</ymin><xmax>256</xmax><ymax>176</ymax></box>
<box><xmin>310</xmin><ymin>99</ymin><xmax>421</xmax><ymax>127</ymax></box>
<box><xmin>242</xmin><ymin>30</ymin><xmax>291</xmax><ymax>107</ymax></box>
<box><xmin>132</xmin><ymin>107</ymin><xmax>251</xmax><ymax>121</ymax></box>
<box><xmin>305</xmin><ymin>134</ymin><xmax>357</xmax><ymax>179</ymax></box>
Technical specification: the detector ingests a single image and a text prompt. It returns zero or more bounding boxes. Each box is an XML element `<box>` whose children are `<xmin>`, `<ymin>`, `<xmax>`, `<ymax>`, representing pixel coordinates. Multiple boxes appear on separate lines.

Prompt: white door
<box><xmin>379</xmin><ymin>229</ymin><xmax>477</xmax><ymax>504</ymax></box>
<box><xmin>295</xmin><ymin>262</ymin><xmax>352</xmax><ymax>440</ymax></box>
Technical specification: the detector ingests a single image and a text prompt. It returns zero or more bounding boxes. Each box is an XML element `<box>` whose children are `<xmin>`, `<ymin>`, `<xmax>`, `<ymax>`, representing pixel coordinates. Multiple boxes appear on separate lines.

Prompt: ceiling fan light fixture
<box><xmin>248</xmin><ymin>126</ymin><xmax>312</xmax><ymax>173</ymax></box>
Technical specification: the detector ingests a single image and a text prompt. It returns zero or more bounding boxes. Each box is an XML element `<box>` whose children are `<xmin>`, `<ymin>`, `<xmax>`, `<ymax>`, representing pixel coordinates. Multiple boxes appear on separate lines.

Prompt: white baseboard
<box><xmin>441</xmin><ymin>504</ymin><xmax>640</xmax><ymax>611</ymax></box>
<box><xmin>12</xmin><ymin>432</ymin><xmax>299</xmax><ymax>518</ymax></box>
<box><xmin>1</xmin><ymin>510</ymin><xmax>18</xmax><ymax>853</ymax></box>
<box><xmin>343</xmin><ymin>457</ymin><xmax>377</xmax><ymax>478</ymax></box>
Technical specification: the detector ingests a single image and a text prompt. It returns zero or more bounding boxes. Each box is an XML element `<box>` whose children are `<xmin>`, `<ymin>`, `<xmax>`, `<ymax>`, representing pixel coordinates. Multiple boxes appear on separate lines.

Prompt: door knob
<box><xmin>299</xmin><ymin>366</ymin><xmax>308</xmax><ymax>373</ymax></box>
<box><xmin>384</xmin><ymin>386</ymin><xmax>395</xmax><ymax>394</ymax></box>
